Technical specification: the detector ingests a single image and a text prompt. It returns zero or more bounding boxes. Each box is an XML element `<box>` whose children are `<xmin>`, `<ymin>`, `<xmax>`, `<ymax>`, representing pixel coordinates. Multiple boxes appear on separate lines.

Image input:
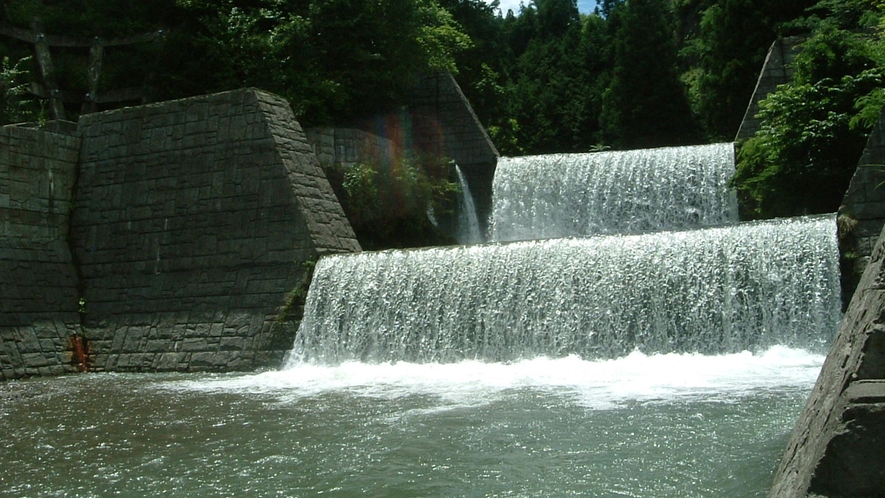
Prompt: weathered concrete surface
<box><xmin>0</xmin><ymin>124</ymin><xmax>82</xmax><ymax>380</ymax></box>
<box><xmin>839</xmin><ymin>108</ymin><xmax>885</xmax><ymax>306</ymax></box>
<box><xmin>769</xmin><ymin>224</ymin><xmax>885</xmax><ymax>497</ymax></box>
<box><xmin>70</xmin><ymin>88</ymin><xmax>360</xmax><ymax>373</ymax></box>
<box><xmin>736</xmin><ymin>37</ymin><xmax>805</xmax><ymax>142</ymax></box>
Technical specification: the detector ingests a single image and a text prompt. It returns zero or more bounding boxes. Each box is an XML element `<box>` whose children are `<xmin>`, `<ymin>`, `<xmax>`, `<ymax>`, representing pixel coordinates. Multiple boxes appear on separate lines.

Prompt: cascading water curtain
<box><xmin>289</xmin><ymin>215</ymin><xmax>841</xmax><ymax>365</ymax></box>
<box><xmin>455</xmin><ymin>164</ymin><xmax>483</xmax><ymax>244</ymax></box>
<box><xmin>489</xmin><ymin>143</ymin><xmax>739</xmax><ymax>242</ymax></box>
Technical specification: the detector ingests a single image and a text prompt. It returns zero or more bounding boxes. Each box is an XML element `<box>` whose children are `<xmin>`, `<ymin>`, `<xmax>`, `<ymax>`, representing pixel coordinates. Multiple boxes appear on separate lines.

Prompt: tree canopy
<box><xmin>3</xmin><ymin>0</ymin><xmax>885</xmax><ymax>220</ymax></box>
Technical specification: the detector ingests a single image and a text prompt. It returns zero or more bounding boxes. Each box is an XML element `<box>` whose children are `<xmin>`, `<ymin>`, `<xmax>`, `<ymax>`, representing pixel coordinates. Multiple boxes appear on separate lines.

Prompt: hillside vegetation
<box><xmin>3</xmin><ymin>0</ymin><xmax>885</xmax><ymax>219</ymax></box>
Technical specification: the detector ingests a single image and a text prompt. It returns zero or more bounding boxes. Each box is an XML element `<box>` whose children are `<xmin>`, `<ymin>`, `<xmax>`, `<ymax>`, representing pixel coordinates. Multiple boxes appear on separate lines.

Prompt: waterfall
<box><xmin>288</xmin><ymin>215</ymin><xmax>841</xmax><ymax>365</ymax></box>
<box><xmin>456</xmin><ymin>164</ymin><xmax>483</xmax><ymax>244</ymax></box>
<box><xmin>489</xmin><ymin>143</ymin><xmax>739</xmax><ymax>242</ymax></box>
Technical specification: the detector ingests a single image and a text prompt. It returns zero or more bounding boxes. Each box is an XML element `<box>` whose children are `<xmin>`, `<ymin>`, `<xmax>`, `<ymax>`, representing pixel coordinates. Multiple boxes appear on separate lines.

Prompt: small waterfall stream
<box><xmin>455</xmin><ymin>164</ymin><xmax>483</xmax><ymax>244</ymax></box>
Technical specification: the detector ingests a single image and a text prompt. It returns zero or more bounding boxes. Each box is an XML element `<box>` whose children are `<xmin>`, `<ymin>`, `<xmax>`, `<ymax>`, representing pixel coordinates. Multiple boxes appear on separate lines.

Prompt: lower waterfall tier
<box><xmin>290</xmin><ymin>215</ymin><xmax>842</xmax><ymax>365</ymax></box>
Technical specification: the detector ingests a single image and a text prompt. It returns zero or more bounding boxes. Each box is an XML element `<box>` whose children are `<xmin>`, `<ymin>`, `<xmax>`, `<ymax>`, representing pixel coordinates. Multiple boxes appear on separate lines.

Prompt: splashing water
<box><xmin>289</xmin><ymin>215</ymin><xmax>840</xmax><ymax>365</ymax></box>
<box><xmin>490</xmin><ymin>143</ymin><xmax>739</xmax><ymax>242</ymax></box>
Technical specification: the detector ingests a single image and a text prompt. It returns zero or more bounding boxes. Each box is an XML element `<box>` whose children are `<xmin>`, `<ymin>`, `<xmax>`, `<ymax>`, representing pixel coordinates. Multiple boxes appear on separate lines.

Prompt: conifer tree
<box><xmin>600</xmin><ymin>0</ymin><xmax>698</xmax><ymax>149</ymax></box>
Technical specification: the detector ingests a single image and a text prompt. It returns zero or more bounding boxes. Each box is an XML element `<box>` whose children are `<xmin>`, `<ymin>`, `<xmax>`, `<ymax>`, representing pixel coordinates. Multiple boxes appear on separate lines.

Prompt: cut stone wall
<box><xmin>70</xmin><ymin>88</ymin><xmax>360</xmax><ymax>373</ymax></box>
<box><xmin>769</xmin><ymin>223</ymin><xmax>885</xmax><ymax>497</ymax></box>
<box><xmin>0</xmin><ymin>124</ymin><xmax>82</xmax><ymax>380</ymax></box>
<box><xmin>839</xmin><ymin>108</ymin><xmax>885</xmax><ymax>304</ymax></box>
<box><xmin>840</xmin><ymin>107</ymin><xmax>885</xmax><ymax>258</ymax></box>
<box><xmin>305</xmin><ymin>127</ymin><xmax>395</xmax><ymax>167</ymax></box>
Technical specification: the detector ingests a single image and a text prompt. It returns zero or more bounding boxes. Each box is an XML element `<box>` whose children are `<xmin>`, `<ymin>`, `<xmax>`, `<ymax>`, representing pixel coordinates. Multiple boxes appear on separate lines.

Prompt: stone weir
<box><xmin>0</xmin><ymin>88</ymin><xmax>361</xmax><ymax>379</ymax></box>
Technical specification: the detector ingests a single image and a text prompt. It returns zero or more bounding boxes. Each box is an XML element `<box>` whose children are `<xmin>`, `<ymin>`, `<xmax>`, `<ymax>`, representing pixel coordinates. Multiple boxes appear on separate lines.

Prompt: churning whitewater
<box><xmin>288</xmin><ymin>215</ymin><xmax>841</xmax><ymax>365</ymax></box>
<box><xmin>490</xmin><ymin>143</ymin><xmax>738</xmax><ymax>242</ymax></box>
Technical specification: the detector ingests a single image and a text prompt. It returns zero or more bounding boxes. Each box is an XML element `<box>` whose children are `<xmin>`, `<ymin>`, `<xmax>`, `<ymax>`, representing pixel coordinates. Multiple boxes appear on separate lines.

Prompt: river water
<box><xmin>1</xmin><ymin>348</ymin><xmax>821</xmax><ymax>497</ymax></box>
<box><xmin>0</xmin><ymin>145</ymin><xmax>837</xmax><ymax>496</ymax></box>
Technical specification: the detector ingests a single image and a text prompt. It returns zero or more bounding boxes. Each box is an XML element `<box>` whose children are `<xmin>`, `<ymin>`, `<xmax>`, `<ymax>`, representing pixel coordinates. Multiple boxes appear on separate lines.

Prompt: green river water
<box><xmin>0</xmin><ymin>349</ymin><xmax>820</xmax><ymax>497</ymax></box>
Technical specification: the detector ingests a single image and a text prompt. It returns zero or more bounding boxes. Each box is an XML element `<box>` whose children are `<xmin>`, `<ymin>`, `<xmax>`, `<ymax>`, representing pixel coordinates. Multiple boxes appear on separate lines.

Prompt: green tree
<box><xmin>733</xmin><ymin>21</ymin><xmax>883</xmax><ymax>218</ymax></box>
<box><xmin>502</xmin><ymin>0</ymin><xmax>608</xmax><ymax>153</ymax></box>
<box><xmin>687</xmin><ymin>0</ymin><xmax>808</xmax><ymax>139</ymax></box>
<box><xmin>600</xmin><ymin>0</ymin><xmax>698</xmax><ymax>149</ymax></box>
<box><xmin>172</xmin><ymin>0</ymin><xmax>470</xmax><ymax>125</ymax></box>
<box><xmin>2</xmin><ymin>0</ymin><xmax>174</xmax><ymax>120</ymax></box>
<box><xmin>0</xmin><ymin>55</ymin><xmax>36</xmax><ymax>124</ymax></box>
<box><xmin>322</xmin><ymin>155</ymin><xmax>460</xmax><ymax>249</ymax></box>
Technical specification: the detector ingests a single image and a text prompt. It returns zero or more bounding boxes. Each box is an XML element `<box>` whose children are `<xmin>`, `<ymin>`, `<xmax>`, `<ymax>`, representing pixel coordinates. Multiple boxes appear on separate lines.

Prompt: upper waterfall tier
<box><xmin>490</xmin><ymin>143</ymin><xmax>739</xmax><ymax>242</ymax></box>
<box><xmin>289</xmin><ymin>215</ymin><xmax>841</xmax><ymax>366</ymax></box>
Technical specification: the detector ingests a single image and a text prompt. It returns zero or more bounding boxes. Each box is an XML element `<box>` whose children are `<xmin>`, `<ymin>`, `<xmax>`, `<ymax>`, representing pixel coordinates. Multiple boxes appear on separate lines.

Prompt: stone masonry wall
<box><xmin>839</xmin><ymin>107</ymin><xmax>885</xmax><ymax>304</ymax></box>
<box><xmin>735</xmin><ymin>37</ymin><xmax>805</xmax><ymax>142</ymax></box>
<box><xmin>769</xmin><ymin>223</ymin><xmax>885</xmax><ymax>497</ymax></box>
<box><xmin>305</xmin><ymin>127</ymin><xmax>394</xmax><ymax>167</ymax></box>
<box><xmin>840</xmin><ymin>107</ymin><xmax>885</xmax><ymax>257</ymax></box>
<box><xmin>0</xmin><ymin>124</ymin><xmax>83</xmax><ymax>380</ymax></box>
<box><xmin>70</xmin><ymin>88</ymin><xmax>359</xmax><ymax>373</ymax></box>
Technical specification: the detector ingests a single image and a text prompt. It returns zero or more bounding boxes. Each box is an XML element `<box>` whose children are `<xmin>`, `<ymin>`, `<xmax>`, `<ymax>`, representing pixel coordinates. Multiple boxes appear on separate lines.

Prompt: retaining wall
<box><xmin>71</xmin><ymin>88</ymin><xmax>360</xmax><ymax>372</ymax></box>
<box><xmin>840</xmin><ymin>108</ymin><xmax>885</xmax><ymax>292</ymax></box>
<box><xmin>410</xmin><ymin>72</ymin><xmax>499</xmax><ymax>232</ymax></box>
<box><xmin>0</xmin><ymin>88</ymin><xmax>360</xmax><ymax>378</ymax></box>
<box><xmin>0</xmin><ymin>124</ymin><xmax>82</xmax><ymax>379</ymax></box>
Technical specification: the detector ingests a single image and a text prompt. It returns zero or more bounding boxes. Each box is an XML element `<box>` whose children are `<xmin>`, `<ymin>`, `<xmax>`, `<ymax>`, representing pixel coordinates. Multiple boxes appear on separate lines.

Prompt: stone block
<box><xmin>20</xmin><ymin>352</ymin><xmax>51</xmax><ymax>367</ymax></box>
<box><xmin>145</xmin><ymin>339</ymin><xmax>172</xmax><ymax>353</ymax></box>
<box><xmin>17</xmin><ymin>328</ymin><xmax>41</xmax><ymax>353</ymax></box>
<box><xmin>2</xmin><ymin>89</ymin><xmax>364</xmax><ymax>379</ymax></box>
<box><xmin>121</xmin><ymin>327</ymin><xmax>147</xmax><ymax>352</ymax></box>
<box><xmin>226</xmin><ymin>353</ymin><xmax>254</xmax><ymax>371</ymax></box>
<box><xmin>153</xmin><ymin>352</ymin><xmax>187</xmax><ymax>371</ymax></box>
<box><xmin>219</xmin><ymin>336</ymin><xmax>246</xmax><ymax>351</ymax></box>
<box><xmin>189</xmin><ymin>351</ymin><xmax>221</xmax><ymax>369</ymax></box>
<box><xmin>181</xmin><ymin>338</ymin><xmax>209</xmax><ymax>352</ymax></box>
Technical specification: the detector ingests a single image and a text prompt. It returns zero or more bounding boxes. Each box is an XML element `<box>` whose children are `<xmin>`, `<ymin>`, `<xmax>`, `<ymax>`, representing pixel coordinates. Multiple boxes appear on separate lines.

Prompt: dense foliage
<box><xmin>733</xmin><ymin>0</ymin><xmax>885</xmax><ymax>218</ymax></box>
<box><xmin>0</xmin><ymin>55</ymin><xmax>33</xmax><ymax>123</ymax></box>
<box><xmin>3</xmin><ymin>0</ymin><xmax>885</xmax><ymax>224</ymax></box>
<box><xmin>322</xmin><ymin>155</ymin><xmax>460</xmax><ymax>250</ymax></box>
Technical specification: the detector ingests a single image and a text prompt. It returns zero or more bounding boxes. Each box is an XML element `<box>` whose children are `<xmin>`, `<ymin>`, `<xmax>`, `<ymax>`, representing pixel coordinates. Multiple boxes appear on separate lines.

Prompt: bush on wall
<box><xmin>322</xmin><ymin>154</ymin><xmax>461</xmax><ymax>250</ymax></box>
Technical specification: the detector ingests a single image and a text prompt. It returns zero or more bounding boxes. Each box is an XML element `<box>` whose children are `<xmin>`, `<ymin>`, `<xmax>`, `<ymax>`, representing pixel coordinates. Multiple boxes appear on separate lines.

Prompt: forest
<box><xmin>2</xmin><ymin>0</ymin><xmax>885</xmax><ymax>225</ymax></box>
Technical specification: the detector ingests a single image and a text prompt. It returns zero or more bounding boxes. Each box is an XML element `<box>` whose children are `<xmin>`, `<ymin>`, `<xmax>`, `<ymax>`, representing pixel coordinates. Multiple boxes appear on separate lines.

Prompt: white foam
<box><xmin>168</xmin><ymin>346</ymin><xmax>824</xmax><ymax>410</ymax></box>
